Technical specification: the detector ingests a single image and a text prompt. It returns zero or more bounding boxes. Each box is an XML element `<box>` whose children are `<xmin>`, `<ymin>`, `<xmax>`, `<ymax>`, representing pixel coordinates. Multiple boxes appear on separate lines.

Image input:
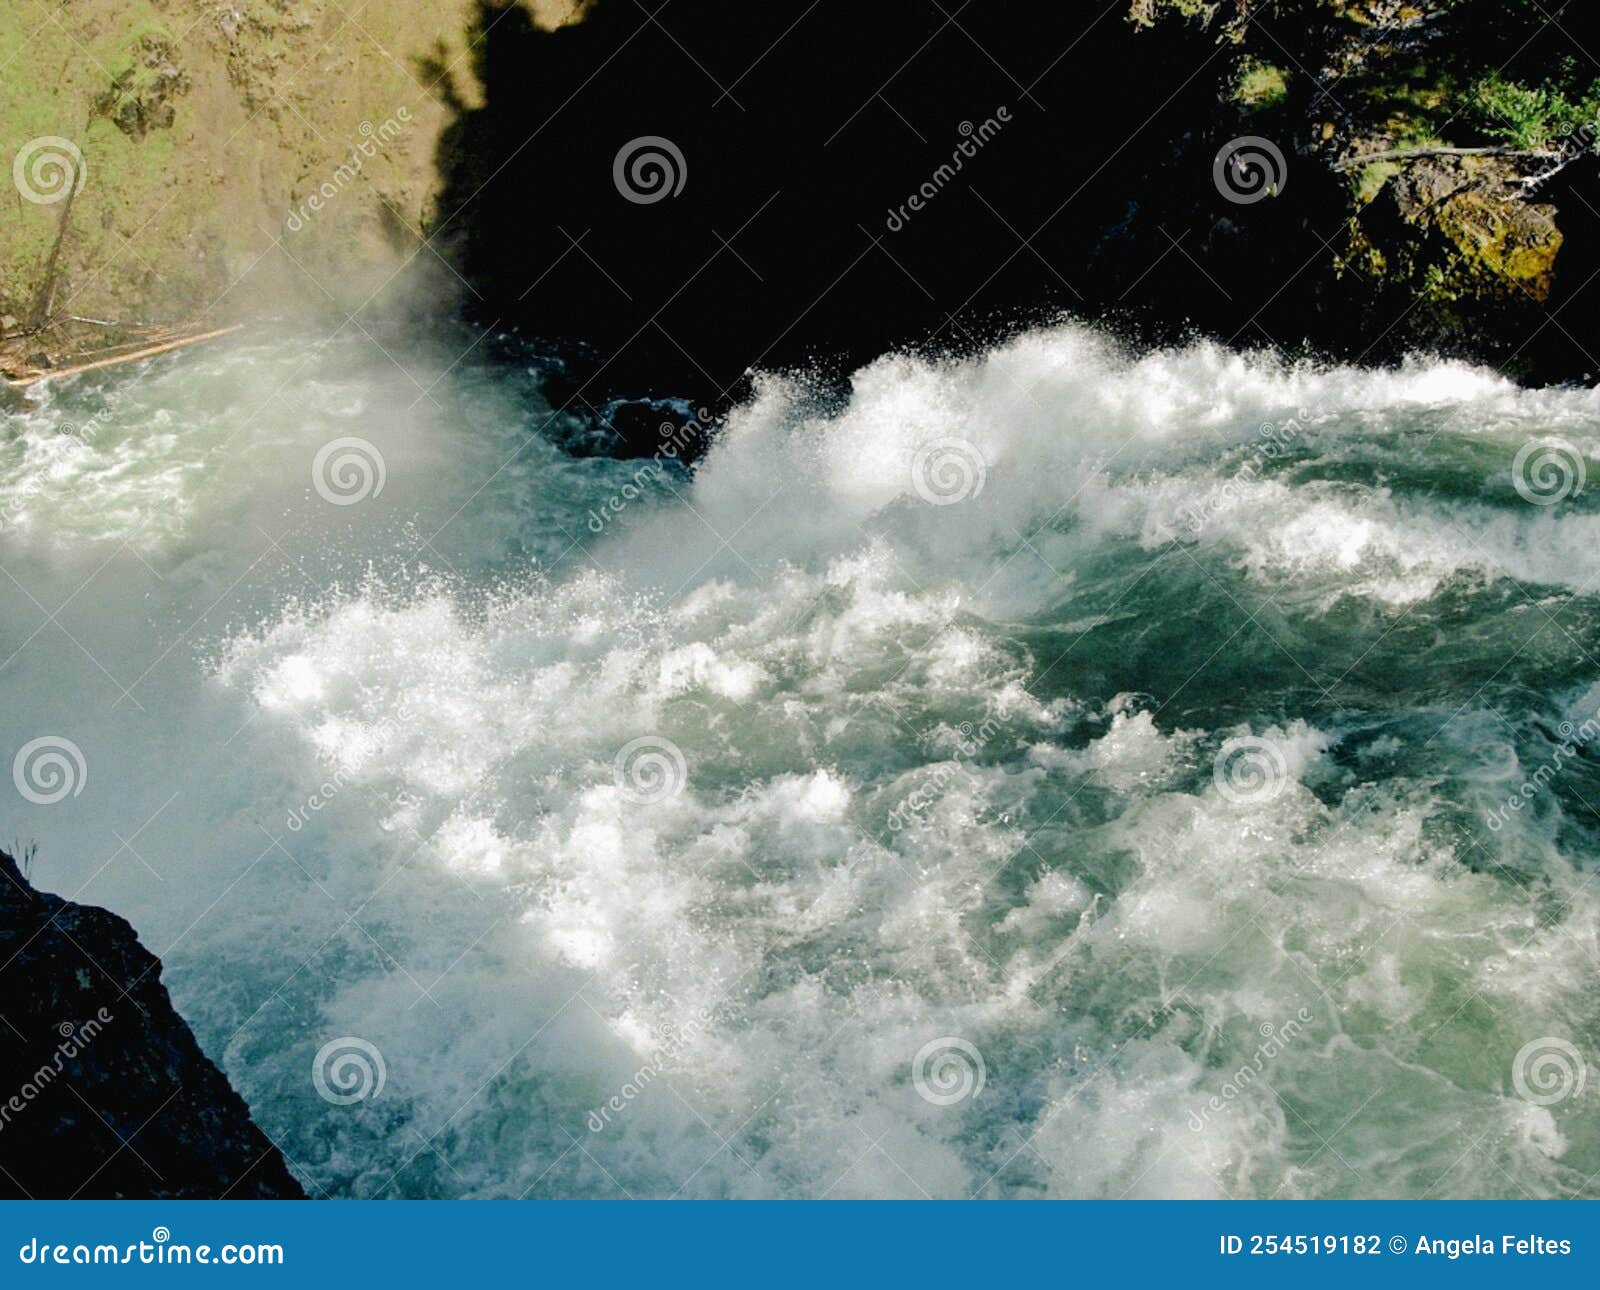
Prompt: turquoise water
<box><xmin>2</xmin><ymin>321</ymin><xmax>1597</xmax><ymax>1197</ymax></box>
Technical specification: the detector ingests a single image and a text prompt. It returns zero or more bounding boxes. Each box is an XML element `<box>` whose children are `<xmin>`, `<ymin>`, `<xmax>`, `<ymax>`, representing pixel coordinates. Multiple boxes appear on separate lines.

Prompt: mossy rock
<box><xmin>1389</xmin><ymin>156</ymin><xmax>1562</xmax><ymax>300</ymax></box>
<box><xmin>1234</xmin><ymin>58</ymin><xmax>1289</xmax><ymax>110</ymax></box>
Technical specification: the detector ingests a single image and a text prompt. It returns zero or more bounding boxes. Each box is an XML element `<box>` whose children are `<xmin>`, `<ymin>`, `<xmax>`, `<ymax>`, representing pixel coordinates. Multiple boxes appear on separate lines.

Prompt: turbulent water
<box><xmin>3</xmin><ymin>321</ymin><xmax>1600</xmax><ymax>1199</ymax></box>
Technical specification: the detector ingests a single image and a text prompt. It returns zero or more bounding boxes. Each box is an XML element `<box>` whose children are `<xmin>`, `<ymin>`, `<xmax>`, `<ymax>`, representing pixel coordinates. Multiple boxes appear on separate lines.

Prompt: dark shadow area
<box><xmin>423</xmin><ymin>0</ymin><xmax>1600</xmax><ymax>433</ymax></box>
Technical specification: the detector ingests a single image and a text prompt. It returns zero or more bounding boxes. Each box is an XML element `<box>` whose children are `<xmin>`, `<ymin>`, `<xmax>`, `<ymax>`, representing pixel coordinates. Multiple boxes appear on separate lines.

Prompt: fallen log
<box><xmin>3</xmin><ymin>323</ymin><xmax>246</xmax><ymax>389</ymax></box>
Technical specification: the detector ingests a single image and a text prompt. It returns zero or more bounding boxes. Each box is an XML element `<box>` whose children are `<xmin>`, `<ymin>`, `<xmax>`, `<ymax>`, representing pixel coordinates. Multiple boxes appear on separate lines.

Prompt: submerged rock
<box><xmin>0</xmin><ymin>850</ymin><xmax>304</xmax><ymax>1199</ymax></box>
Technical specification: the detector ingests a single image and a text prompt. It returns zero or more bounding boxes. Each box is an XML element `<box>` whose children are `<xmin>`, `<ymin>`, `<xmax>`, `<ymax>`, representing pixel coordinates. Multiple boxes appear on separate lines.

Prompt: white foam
<box><xmin>5</xmin><ymin>322</ymin><xmax>1599</xmax><ymax>1198</ymax></box>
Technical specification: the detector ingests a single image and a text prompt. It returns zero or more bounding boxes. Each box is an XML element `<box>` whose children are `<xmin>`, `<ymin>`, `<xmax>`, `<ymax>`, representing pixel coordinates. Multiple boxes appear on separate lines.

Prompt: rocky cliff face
<box><xmin>0</xmin><ymin>850</ymin><xmax>304</xmax><ymax>1199</ymax></box>
<box><xmin>0</xmin><ymin>0</ymin><xmax>586</xmax><ymax>377</ymax></box>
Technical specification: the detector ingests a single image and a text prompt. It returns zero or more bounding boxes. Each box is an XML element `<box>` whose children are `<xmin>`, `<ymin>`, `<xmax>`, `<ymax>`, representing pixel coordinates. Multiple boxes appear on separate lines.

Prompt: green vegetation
<box><xmin>1132</xmin><ymin>0</ymin><xmax>1588</xmax><ymax>331</ymax></box>
<box><xmin>1471</xmin><ymin>73</ymin><xmax>1600</xmax><ymax>151</ymax></box>
<box><xmin>1129</xmin><ymin>0</ymin><xmax>1220</xmax><ymax>28</ymax></box>
<box><xmin>1353</xmin><ymin>160</ymin><xmax>1400</xmax><ymax>206</ymax></box>
<box><xmin>1233</xmin><ymin>58</ymin><xmax>1288</xmax><ymax>110</ymax></box>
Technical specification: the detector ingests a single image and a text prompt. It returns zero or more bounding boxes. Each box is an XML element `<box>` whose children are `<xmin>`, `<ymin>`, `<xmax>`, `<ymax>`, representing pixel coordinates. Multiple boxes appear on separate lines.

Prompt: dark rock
<box><xmin>0</xmin><ymin>850</ymin><xmax>304</xmax><ymax>1199</ymax></box>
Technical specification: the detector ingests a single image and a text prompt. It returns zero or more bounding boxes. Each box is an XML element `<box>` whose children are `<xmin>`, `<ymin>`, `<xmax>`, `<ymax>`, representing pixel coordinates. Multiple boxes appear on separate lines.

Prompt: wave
<box><xmin>3</xmin><ymin>321</ymin><xmax>1598</xmax><ymax>1197</ymax></box>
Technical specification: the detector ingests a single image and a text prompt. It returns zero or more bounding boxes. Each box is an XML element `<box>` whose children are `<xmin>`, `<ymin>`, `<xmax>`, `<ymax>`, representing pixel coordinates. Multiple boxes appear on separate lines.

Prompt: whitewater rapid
<box><xmin>3</xmin><ymin>321</ymin><xmax>1598</xmax><ymax>1198</ymax></box>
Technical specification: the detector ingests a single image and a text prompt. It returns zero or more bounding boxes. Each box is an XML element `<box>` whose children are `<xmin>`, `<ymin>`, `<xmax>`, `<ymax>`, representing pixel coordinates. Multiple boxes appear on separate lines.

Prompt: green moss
<box><xmin>1234</xmin><ymin>58</ymin><xmax>1288</xmax><ymax>110</ymax></box>
<box><xmin>1130</xmin><ymin>0</ymin><xmax>1219</xmax><ymax>28</ymax></box>
<box><xmin>1363</xmin><ymin>71</ymin><xmax>1455</xmax><ymax>118</ymax></box>
<box><xmin>1354</xmin><ymin>160</ymin><xmax>1401</xmax><ymax>205</ymax></box>
<box><xmin>1472</xmin><ymin>73</ymin><xmax>1600</xmax><ymax>149</ymax></box>
<box><xmin>1433</xmin><ymin>188</ymin><xmax>1561</xmax><ymax>291</ymax></box>
<box><xmin>1419</xmin><ymin>261</ymin><xmax>1454</xmax><ymax>303</ymax></box>
<box><xmin>1333</xmin><ymin>221</ymin><xmax>1387</xmax><ymax>280</ymax></box>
